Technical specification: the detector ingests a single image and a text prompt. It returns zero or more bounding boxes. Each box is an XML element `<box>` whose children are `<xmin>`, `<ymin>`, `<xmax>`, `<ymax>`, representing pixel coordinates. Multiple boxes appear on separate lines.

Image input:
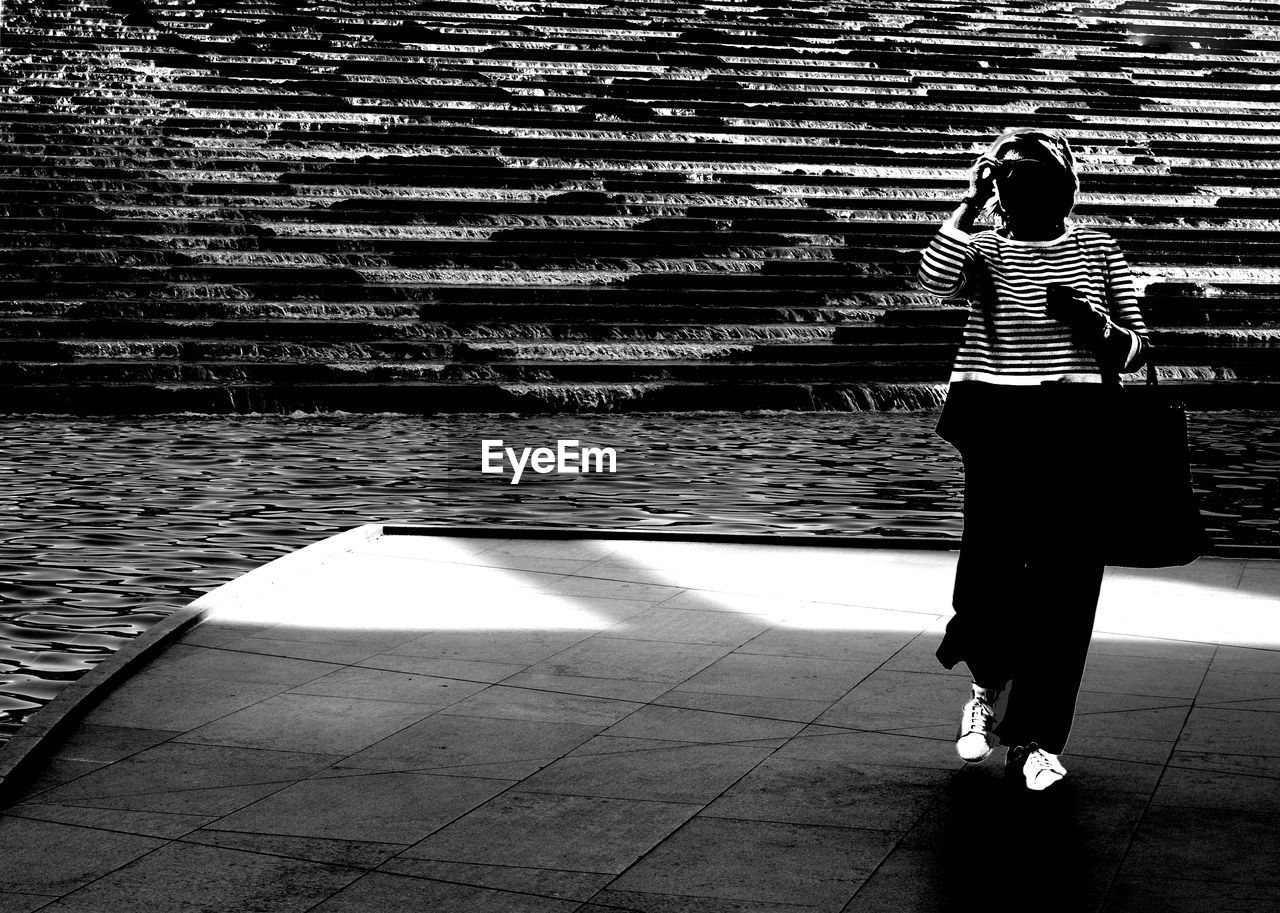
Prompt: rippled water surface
<box><xmin>1</xmin><ymin>410</ymin><xmax>1277</xmax><ymax>741</ymax></box>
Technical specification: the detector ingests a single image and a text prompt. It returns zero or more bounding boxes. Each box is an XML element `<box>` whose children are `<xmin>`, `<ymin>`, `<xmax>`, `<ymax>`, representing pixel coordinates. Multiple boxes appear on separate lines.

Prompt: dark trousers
<box><xmin>936</xmin><ymin>382</ymin><xmax>1108</xmax><ymax>755</ymax></box>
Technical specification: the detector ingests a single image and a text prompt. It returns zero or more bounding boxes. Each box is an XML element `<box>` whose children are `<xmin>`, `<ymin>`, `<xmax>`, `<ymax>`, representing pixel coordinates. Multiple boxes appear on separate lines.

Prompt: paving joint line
<box><xmin>1094</xmin><ymin>641</ymin><xmax>1220</xmax><ymax>909</ymax></box>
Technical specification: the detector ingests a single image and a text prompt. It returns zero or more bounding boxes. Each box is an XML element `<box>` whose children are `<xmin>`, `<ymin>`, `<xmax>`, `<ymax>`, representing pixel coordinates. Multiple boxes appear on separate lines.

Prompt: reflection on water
<box><xmin>0</xmin><ymin>410</ymin><xmax>1276</xmax><ymax>740</ymax></box>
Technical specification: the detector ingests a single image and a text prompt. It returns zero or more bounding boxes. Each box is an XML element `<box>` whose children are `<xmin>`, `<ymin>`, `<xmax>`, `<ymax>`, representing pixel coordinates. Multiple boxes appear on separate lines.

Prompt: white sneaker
<box><xmin>955</xmin><ymin>683</ymin><xmax>1000</xmax><ymax>763</ymax></box>
<box><xmin>1006</xmin><ymin>743</ymin><xmax>1067</xmax><ymax>791</ymax></box>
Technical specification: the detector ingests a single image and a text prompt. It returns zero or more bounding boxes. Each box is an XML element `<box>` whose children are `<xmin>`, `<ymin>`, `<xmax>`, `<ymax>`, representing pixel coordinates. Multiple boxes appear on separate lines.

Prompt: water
<box><xmin>1</xmin><ymin>410</ymin><xmax>1277</xmax><ymax>741</ymax></box>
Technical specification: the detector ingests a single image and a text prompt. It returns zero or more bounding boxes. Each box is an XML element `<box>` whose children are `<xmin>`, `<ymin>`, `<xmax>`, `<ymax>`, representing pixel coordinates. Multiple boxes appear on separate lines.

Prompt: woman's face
<box><xmin>993</xmin><ymin>154</ymin><xmax>1072</xmax><ymax>225</ymax></box>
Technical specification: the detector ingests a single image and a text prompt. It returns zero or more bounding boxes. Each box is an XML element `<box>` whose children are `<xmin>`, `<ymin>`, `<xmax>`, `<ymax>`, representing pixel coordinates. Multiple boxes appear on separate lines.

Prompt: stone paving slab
<box><xmin>1</xmin><ymin>527</ymin><xmax>1278</xmax><ymax>912</ymax></box>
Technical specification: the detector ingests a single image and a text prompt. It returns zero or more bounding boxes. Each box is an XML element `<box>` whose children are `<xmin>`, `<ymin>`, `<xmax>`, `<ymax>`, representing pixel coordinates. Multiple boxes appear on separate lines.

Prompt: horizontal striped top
<box><xmin>917</xmin><ymin>220</ymin><xmax>1150</xmax><ymax>384</ymax></box>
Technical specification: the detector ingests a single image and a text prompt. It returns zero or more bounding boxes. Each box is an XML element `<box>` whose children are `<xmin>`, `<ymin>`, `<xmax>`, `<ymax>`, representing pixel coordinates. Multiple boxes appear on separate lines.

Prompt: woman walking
<box><xmin>917</xmin><ymin>128</ymin><xmax>1150</xmax><ymax>791</ymax></box>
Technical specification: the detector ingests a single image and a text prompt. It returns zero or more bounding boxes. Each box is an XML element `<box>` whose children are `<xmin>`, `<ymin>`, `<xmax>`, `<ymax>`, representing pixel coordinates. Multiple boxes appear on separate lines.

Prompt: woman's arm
<box><xmin>1101</xmin><ymin>236</ymin><xmax>1151</xmax><ymax>374</ymax></box>
<box><xmin>917</xmin><ymin>222</ymin><xmax>978</xmax><ymax>299</ymax></box>
<box><xmin>916</xmin><ymin>159</ymin><xmax>996</xmax><ymax>299</ymax></box>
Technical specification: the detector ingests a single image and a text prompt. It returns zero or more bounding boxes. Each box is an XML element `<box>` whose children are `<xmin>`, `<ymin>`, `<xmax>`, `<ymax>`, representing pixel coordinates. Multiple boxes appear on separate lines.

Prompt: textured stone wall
<box><xmin>2</xmin><ymin>0</ymin><xmax>1279</xmax><ymax>412</ymax></box>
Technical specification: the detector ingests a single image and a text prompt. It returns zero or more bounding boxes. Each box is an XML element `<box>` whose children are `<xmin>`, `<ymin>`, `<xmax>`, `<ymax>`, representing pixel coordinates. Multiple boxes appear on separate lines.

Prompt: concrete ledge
<box><xmin>381</xmin><ymin>523</ymin><xmax>959</xmax><ymax>551</ymax></box>
<box><xmin>380</xmin><ymin>523</ymin><xmax>1280</xmax><ymax>559</ymax></box>
<box><xmin>0</xmin><ymin>601</ymin><xmax>209</xmax><ymax>806</ymax></box>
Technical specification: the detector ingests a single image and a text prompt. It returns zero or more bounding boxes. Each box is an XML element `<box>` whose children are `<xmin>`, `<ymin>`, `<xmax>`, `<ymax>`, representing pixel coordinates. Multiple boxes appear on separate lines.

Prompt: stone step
<box><xmin>2</xmin><ymin>220</ymin><xmax>1278</xmax><ymax>248</ymax></box>
<box><xmin>4</xmin><ymin>292</ymin><xmax>1274</xmax><ymax>328</ymax></box>
<box><xmin>17</xmin><ymin>80</ymin><xmax>1280</xmax><ymax>117</ymax></box>
<box><xmin>6</xmin><ymin>306</ymin><xmax>1277</xmax><ymax>344</ymax></box>
<box><xmin>2</xmin><ymin>381</ymin><xmax>939</xmax><ymax>414</ymax></box>
<box><xmin>0</xmin><ymin>360</ymin><xmax>452</xmax><ymax>384</ymax></box>
<box><xmin>11</xmin><ymin>126</ymin><xmax>1280</xmax><ymax>167</ymax></box>
<box><xmin>6</xmin><ymin>238</ymin><xmax>1279</xmax><ymax>271</ymax></box>
<box><xmin>23</xmin><ymin>48</ymin><xmax>1271</xmax><ymax>89</ymax></box>
<box><xmin>2</xmin><ymin>142</ymin><xmax>1277</xmax><ymax>180</ymax></box>
<box><xmin>0</xmin><ymin>357</ymin><xmax>938</xmax><ymax>384</ymax></box>
<box><xmin>0</xmin><ymin>273</ymin><xmax>922</xmax><ymax>299</ymax></box>
<box><xmin>0</xmin><ymin>318</ymin><xmax>440</xmax><ymax>341</ymax></box>
<box><xmin>13</xmin><ymin>35</ymin><xmax>1272</xmax><ymax>64</ymax></box>
<box><xmin>7</xmin><ymin>378</ymin><xmax>1280</xmax><ymax>416</ymax></box>
<box><xmin>2</xmin><ymin>347</ymin><xmax>1275</xmax><ymax>385</ymax></box>
<box><xmin>0</xmin><ymin>299</ymin><xmax>424</xmax><ymax>319</ymax></box>
<box><xmin>2</xmin><ymin>321</ymin><xmax>1276</xmax><ymax>353</ymax></box>
<box><xmin>0</xmin><ymin>338</ymin><xmax>457</xmax><ymax>360</ymax></box>
<box><xmin>5</xmin><ymin>220</ymin><xmax>1277</xmax><ymax>257</ymax></box>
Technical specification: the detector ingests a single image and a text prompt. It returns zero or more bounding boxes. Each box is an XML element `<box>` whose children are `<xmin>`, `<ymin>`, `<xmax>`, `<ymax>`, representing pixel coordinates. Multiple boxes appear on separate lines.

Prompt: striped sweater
<box><xmin>917</xmin><ymin>220</ymin><xmax>1151</xmax><ymax>384</ymax></box>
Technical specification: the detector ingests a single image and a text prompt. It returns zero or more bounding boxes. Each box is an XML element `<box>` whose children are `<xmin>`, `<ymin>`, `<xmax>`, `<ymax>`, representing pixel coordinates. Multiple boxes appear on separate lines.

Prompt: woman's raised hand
<box><xmin>947</xmin><ymin>154</ymin><xmax>1001</xmax><ymax>232</ymax></box>
<box><xmin>965</xmin><ymin>155</ymin><xmax>1000</xmax><ymax>205</ymax></box>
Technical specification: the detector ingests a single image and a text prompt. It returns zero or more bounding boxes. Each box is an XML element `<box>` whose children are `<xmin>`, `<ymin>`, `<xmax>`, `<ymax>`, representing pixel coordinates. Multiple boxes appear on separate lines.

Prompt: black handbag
<box><xmin>1098</xmin><ymin>357</ymin><xmax>1210</xmax><ymax>567</ymax></box>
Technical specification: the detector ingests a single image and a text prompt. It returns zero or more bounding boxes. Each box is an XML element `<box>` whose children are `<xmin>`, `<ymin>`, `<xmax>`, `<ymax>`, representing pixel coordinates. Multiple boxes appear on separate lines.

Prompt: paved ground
<box><xmin>1</xmin><ymin>530</ymin><xmax>1278</xmax><ymax>912</ymax></box>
